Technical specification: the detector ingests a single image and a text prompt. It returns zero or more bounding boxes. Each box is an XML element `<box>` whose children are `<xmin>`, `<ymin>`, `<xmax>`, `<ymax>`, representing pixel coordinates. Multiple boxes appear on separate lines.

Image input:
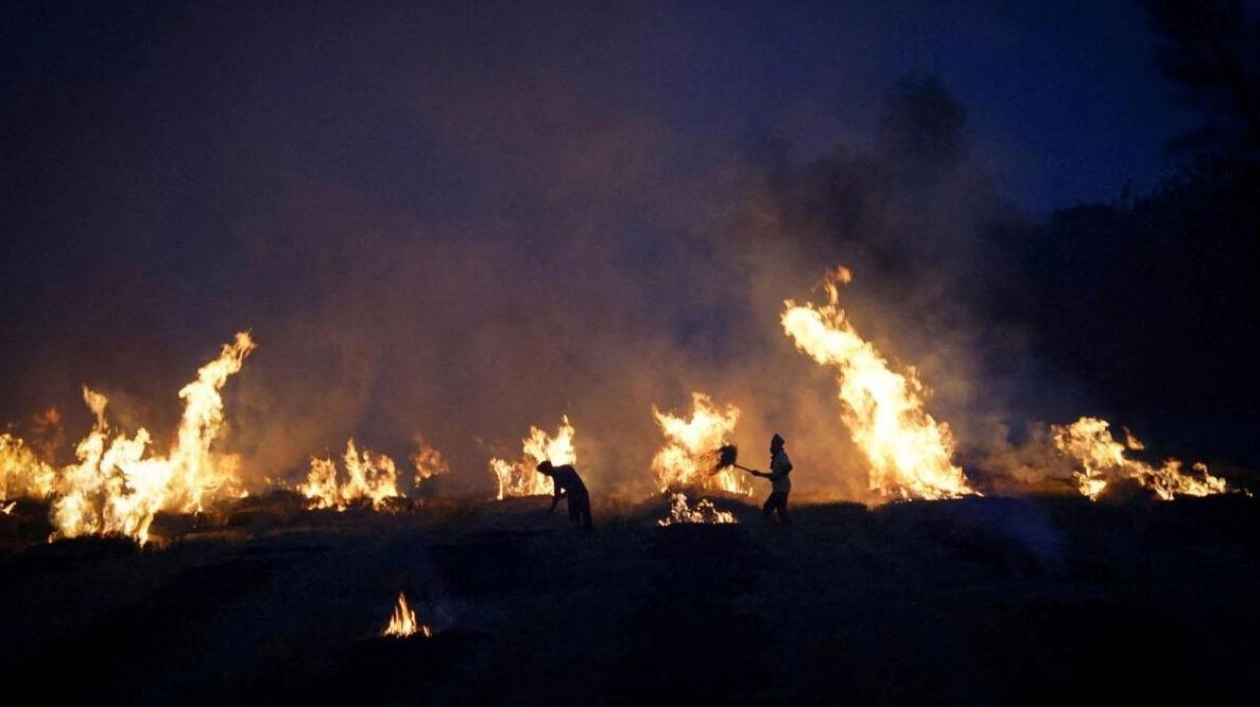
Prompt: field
<box><xmin>3</xmin><ymin>489</ymin><xmax>1259</xmax><ymax>706</ymax></box>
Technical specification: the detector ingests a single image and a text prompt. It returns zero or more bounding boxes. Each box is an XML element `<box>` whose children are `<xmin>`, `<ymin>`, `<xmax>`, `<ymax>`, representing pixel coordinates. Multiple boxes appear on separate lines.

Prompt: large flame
<box><xmin>49</xmin><ymin>332</ymin><xmax>256</xmax><ymax>544</ymax></box>
<box><xmin>657</xmin><ymin>492</ymin><xmax>738</xmax><ymax>526</ymax></box>
<box><xmin>781</xmin><ymin>268</ymin><xmax>974</xmax><ymax>501</ymax></box>
<box><xmin>490</xmin><ymin>416</ymin><xmax>576</xmax><ymax>499</ymax></box>
<box><xmin>651</xmin><ymin>392</ymin><xmax>749</xmax><ymax>495</ymax></box>
<box><xmin>382</xmin><ymin>591</ymin><xmax>432</xmax><ymax>638</ymax></box>
<box><xmin>1052</xmin><ymin>416</ymin><xmax>1232</xmax><ymax>501</ymax></box>
<box><xmin>298</xmin><ymin>439</ymin><xmax>404</xmax><ymax>510</ymax></box>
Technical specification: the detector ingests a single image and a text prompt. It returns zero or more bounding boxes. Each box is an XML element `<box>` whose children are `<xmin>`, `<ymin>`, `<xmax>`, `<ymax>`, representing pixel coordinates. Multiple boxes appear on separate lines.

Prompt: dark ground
<box><xmin>3</xmin><ymin>487</ymin><xmax>1259</xmax><ymax>706</ymax></box>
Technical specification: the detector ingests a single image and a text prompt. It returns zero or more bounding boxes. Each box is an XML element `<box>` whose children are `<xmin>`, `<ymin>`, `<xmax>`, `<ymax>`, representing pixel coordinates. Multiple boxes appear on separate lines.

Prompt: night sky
<box><xmin>2</xmin><ymin>0</ymin><xmax>1254</xmax><ymax>497</ymax></box>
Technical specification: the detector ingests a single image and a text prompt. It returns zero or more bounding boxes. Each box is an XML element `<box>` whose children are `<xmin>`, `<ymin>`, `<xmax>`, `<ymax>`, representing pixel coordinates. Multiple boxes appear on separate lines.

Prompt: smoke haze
<box><xmin>1</xmin><ymin>0</ymin><xmax>1223</xmax><ymax>500</ymax></box>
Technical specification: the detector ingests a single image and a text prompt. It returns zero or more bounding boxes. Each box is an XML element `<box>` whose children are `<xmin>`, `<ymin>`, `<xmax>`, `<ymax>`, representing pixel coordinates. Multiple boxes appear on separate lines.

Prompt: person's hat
<box><xmin>771</xmin><ymin>433</ymin><xmax>785</xmax><ymax>447</ymax></box>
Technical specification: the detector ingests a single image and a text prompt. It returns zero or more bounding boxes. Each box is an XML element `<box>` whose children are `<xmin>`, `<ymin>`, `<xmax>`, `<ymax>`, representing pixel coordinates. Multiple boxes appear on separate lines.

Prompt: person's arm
<box><xmin>549</xmin><ymin>485</ymin><xmax>565</xmax><ymax>512</ymax></box>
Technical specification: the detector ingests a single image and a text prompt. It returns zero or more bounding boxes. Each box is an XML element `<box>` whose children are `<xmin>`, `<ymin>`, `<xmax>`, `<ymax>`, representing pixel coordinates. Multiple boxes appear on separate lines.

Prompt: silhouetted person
<box><xmin>536</xmin><ymin>460</ymin><xmax>593</xmax><ymax>531</ymax></box>
<box><xmin>751</xmin><ymin>434</ymin><xmax>792</xmax><ymax>524</ymax></box>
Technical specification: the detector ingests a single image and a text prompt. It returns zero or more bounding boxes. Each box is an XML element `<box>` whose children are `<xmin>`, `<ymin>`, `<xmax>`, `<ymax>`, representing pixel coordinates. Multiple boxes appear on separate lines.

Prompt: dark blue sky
<box><xmin>3</xmin><ymin>0</ymin><xmax>1188</xmax><ymax>214</ymax></box>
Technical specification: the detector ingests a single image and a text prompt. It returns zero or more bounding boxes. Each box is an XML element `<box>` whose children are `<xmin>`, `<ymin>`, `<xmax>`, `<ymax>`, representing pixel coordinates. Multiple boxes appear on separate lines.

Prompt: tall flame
<box><xmin>490</xmin><ymin>416</ymin><xmax>576</xmax><ymax>499</ymax></box>
<box><xmin>781</xmin><ymin>267</ymin><xmax>974</xmax><ymax>501</ymax></box>
<box><xmin>1053</xmin><ymin>416</ymin><xmax>1231</xmax><ymax>501</ymax></box>
<box><xmin>298</xmin><ymin>439</ymin><xmax>403</xmax><ymax>511</ymax></box>
<box><xmin>49</xmin><ymin>332</ymin><xmax>256</xmax><ymax>543</ymax></box>
<box><xmin>651</xmin><ymin>392</ymin><xmax>749</xmax><ymax>495</ymax></box>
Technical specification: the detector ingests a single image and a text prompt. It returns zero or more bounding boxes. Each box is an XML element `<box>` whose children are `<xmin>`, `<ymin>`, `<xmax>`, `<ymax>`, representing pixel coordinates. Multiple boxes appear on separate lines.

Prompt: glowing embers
<box><xmin>781</xmin><ymin>267</ymin><xmax>975</xmax><ymax>501</ymax></box>
<box><xmin>490</xmin><ymin>416</ymin><xmax>576</xmax><ymax>499</ymax></box>
<box><xmin>652</xmin><ymin>392</ymin><xmax>749</xmax><ymax>495</ymax></box>
<box><xmin>657</xmin><ymin>492</ymin><xmax>737</xmax><ymax>526</ymax></box>
<box><xmin>382</xmin><ymin>591</ymin><xmax>432</xmax><ymax>638</ymax></box>
<box><xmin>33</xmin><ymin>332</ymin><xmax>256</xmax><ymax>544</ymax></box>
<box><xmin>1053</xmin><ymin>416</ymin><xmax>1234</xmax><ymax>501</ymax></box>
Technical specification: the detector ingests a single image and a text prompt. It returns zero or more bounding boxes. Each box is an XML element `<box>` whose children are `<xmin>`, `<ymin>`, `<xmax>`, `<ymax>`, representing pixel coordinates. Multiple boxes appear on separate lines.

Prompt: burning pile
<box><xmin>657</xmin><ymin>492</ymin><xmax>737</xmax><ymax>526</ymax></box>
<box><xmin>1</xmin><ymin>332</ymin><xmax>255</xmax><ymax>544</ymax></box>
<box><xmin>490</xmin><ymin>416</ymin><xmax>576</xmax><ymax>499</ymax></box>
<box><xmin>652</xmin><ymin>392</ymin><xmax>749</xmax><ymax>495</ymax></box>
<box><xmin>782</xmin><ymin>267</ymin><xmax>975</xmax><ymax>502</ymax></box>
<box><xmin>1053</xmin><ymin>416</ymin><xmax>1233</xmax><ymax>501</ymax></box>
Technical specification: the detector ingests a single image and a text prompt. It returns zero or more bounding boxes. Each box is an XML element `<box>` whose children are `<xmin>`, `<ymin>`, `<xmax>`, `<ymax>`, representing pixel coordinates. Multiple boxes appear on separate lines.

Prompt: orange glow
<box><xmin>490</xmin><ymin>416</ymin><xmax>575</xmax><ymax>499</ymax></box>
<box><xmin>1053</xmin><ymin>416</ymin><xmax>1231</xmax><ymax>501</ymax></box>
<box><xmin>781</xmin><ymin>268</ymin><xmax>975</xmax><ymax>501</ymax></box>
<box><xmin>651</xmin><ymin>392</ymin><xmax>749</xmax><ymax>495</ymax></box>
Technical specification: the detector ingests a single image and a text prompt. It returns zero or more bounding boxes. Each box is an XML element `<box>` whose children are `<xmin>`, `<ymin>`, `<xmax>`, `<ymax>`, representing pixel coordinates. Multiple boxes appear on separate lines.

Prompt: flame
<box><xmin>47</xmin><ymin>332</ymin><xmax>256</xmax><ymax>544</ymax></box>
<box><xmin>410</xmin><ymin>434</ymin><xmax>449</xmax><ymax>485</ymax></box>
<box><xmin>490</xmin><ymin>416</ymin><xmax>576</xmax><ymax>499</ymax></box>
<box><xmin>781</xmin><ymin>267</ymin><xmax>975</xmax><ymax>501</ymax></box>
<box><xmin>2</xmin><ymin>501</ymin><xmax>15</xmax><ymax>515</ymax></box>
<box><xmin>1</xmin><ymin>433</ymin><xmax>58</xmax><ymax>501</ymax></box>
<box><xmin>298</xmin><ymin>439</ymin><xmax>403</xmax><ymax>511</ymax></box>
<box><xmin>657</xmin><ymin>492</ymin><xmax>737</xmax><ymax>526</ymax></box>
<box><xmin>1053</xmin><ymin>416</ymin><xmax>1232</xmax><ymax>501</ymax></box>
<box><xmin>651</xmin><ymin>392</ymin><xmax>749</xmax><ymax>495</ymax></box>
<box><xmin>382</xmin><ymin>591</ymin><xmax>432</xmax><ymax>638</ymax></box>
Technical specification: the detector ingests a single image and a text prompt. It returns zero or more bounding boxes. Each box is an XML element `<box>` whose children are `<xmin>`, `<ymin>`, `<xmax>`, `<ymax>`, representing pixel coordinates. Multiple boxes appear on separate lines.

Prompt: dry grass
<box><xmin>2</xmin><ymin>490</ymin><xmax>1259</xmax><ymax>705</ymax></box>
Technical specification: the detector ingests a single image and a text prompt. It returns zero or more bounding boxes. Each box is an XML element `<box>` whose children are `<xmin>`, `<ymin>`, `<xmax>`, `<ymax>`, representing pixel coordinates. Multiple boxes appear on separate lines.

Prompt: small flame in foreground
<box><xmin>781</xmin><ymin>268</ymin><xmax>975</xmax><ymax>501</ymax></box>
<box><xmin>298</xmin><ymin>439</ymin><xmax>404</xmax><ymax>511</ymax></box>
<box><xmin>1</xmin><ymin>501</ymin><xmax>14</xmax><ymax>515</ymax></box>
<box><xmin>490</xmin><ymin>416</ymin><xmax>576</xmax><ymax>499</ymax></box>
<box><xmin>652</xmin><ymin>392</ymin><xmax>749</xmax><ymax>495</ymax></box>
<box><xmin>46</xmin><ymin>332</ymin><xmax>256</xmax><ymax>544</ymax></box>
<box><xmin>382</xmin><ymin>591</ymin><xmax>432</xmax><ymax>638</ymax></box>
<box><xmin>657</xmin><ymin>493</ymin><xmax>737</xmax><ymax>526</ymax></box>
<box><xmin>1053</xmin><ymin>416</ymin><xmax>1233</xmax><ymax>501</ymax></box>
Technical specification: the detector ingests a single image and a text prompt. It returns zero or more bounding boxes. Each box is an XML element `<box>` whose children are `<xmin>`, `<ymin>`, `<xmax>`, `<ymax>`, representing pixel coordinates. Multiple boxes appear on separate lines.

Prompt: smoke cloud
<box><xmin>0</xmin><ymin>0</ymin><xmax>1197</xmax><ymax>502</ymax></box>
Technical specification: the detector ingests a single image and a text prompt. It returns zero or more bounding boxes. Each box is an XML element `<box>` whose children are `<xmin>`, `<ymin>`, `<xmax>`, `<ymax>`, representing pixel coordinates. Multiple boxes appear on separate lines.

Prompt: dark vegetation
<box><xmin>2</xmin><ymin>490</ymin><xmax>1259</xmax><ymax>706</ymax></box>
<box><xmin>768</xmin><ymin>0</ymin><xmax>1259</xmax><ymax>468</ymax></box>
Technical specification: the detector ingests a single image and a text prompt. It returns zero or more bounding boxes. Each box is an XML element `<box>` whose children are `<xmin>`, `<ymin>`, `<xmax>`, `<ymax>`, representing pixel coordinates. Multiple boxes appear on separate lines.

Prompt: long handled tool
<box><xmin>713</xmin><ymin>444</ymin><xmax>765</xmax><ymax>476</ymax></box>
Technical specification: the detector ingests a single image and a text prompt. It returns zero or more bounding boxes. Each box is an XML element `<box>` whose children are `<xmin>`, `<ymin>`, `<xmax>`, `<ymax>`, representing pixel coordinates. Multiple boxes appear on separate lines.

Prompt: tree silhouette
<box><xmin>1139</xmin><ymin>0</ymin><xmax>1260</xmax><ymax>162</ymax></box>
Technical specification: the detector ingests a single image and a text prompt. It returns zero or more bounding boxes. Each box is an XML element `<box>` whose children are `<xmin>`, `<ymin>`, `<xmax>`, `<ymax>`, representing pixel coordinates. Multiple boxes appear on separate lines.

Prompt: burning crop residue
<box><xmin>410</xmin><ymin>435</ymin><xmax>449</xmax><ymax>486</ymax></box>
<box><xmin>382</xmin><ymin>591</ymin><xmax>432</xmax><ymax>638</ymax></box>
<box><xmin>1</xmin><ymin>433</ymin><xmax>57</xmax><ymax>501</ymax></box>
<box><xmin>782</xmin><ymin>267</ymin><xmax>976</xmax><ymax>502</ymax></box>
<box><xmin>657</xmin><ymin>492</ymin><xmax>737</xmax><ymax>526</ymax></box>
<box><xmin>1053</xmin><ymin>416</ymin><xmax>1237</xmax><ymax>501</ymax></box>
<box><xmin>490</xmin><ymin>416</ymin><xmax>576</xmax><ymax>499</ymax></box>
<box><xmin>1</xmin><ymin>332</ymin><xmax>255</xmax><ymax>544</ymax></box>
<box><xmin>298</xmin><ymin>439</ymin><xmax>404</xmax><ymax>511</ymax></box>
<box><xmin>652</xmin><ymin>392</ymin><xmax>749</xmax><ymax>495</ymax></box>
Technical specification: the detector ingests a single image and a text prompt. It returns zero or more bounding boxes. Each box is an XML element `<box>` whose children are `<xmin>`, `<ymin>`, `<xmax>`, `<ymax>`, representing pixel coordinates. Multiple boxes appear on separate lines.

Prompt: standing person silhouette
<box><xmin>750</xmin><ymin>434</ymin><xmax>792</xmax><ymax>524</ymax></box>
<box><xmin>535</xmin><ymin>460</ymin><xmax>593</xmax><ymax>532</ymax></box>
